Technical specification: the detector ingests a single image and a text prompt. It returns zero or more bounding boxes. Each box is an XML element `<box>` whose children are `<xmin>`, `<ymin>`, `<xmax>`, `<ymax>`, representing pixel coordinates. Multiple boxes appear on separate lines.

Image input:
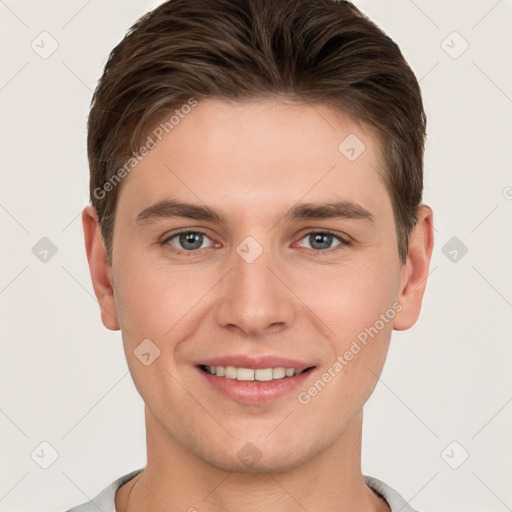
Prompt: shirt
<box><xmin>63</xmin><ymin>468</ymin><xmax>420</xmax><ymax>512</ymax></box>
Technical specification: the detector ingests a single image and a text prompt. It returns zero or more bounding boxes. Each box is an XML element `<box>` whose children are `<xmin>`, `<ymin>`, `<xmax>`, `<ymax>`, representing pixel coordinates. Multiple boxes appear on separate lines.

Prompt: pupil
<box><xmin>179</xmin><ymin>232</ymin><xmax>202</xmax><ymax>250</ymax></box>
<box><xmin>311</xmin><ymin>233</ymin><xmax>332</xmax><ymax>250</ymax></box>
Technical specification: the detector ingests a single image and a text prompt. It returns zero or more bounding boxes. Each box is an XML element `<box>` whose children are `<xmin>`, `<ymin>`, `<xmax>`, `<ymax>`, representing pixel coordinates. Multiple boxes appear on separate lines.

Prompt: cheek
<box><xmin>299</xmin><ymin>267</ymin><xmax>397</xmax><ymax>417</ymax></box>
<box><xmin>113</xmin><ymin>257</ymin><xmax>203</xmax><ymax>339</ymax></box>
<box><xmin>310</xmin><ymin>257</ymin><xmax>401</xmax><ymax>341</ymax></box>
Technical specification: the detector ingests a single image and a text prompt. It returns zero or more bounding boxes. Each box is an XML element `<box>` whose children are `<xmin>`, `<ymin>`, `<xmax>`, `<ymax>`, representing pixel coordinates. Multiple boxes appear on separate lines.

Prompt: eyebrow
<box><xmin>282</xmin><ymin>201</ymin><xmax>374</xmax><ymax>223</ymax></box>
<box><xmin>135</xmin><ymin>199</ymin><xmax>374</xmax><ymax>225</ymax></box>
<box><xmin>136</xmin><ymin>199</ymin><xmax>226</xmax><ymax>224</ymax></box>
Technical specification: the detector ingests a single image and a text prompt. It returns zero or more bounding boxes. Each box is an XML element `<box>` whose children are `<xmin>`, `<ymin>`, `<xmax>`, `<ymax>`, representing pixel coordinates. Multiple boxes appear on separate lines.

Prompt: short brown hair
<box><xmin>88</xmin><ymin>0</ymin><xmax>426</xmax><ymax>263</ymax></box>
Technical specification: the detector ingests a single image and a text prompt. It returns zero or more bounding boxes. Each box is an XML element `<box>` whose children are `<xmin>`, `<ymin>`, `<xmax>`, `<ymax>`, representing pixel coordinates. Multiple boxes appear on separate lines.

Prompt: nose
<box><xmin>214</xmin><ymin>241</ymin><xmax>296</xmax><ymax>337</ymax></box>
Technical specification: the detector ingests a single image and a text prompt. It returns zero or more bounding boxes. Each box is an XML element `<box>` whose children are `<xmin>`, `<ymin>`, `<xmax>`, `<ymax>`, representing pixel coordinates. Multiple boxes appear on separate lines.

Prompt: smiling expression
<box><xmin>92</xmin><ymin>97</ymin><xmax>417</xmax><ymax>473</ymax></box>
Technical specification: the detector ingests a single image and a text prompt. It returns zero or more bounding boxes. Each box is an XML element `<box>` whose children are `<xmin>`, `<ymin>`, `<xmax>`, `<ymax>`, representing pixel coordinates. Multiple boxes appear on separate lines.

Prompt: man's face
<box><xmin>109</xmin><ymin>98</ymin><xmax>407</xmax><ymax>472</ymax></box>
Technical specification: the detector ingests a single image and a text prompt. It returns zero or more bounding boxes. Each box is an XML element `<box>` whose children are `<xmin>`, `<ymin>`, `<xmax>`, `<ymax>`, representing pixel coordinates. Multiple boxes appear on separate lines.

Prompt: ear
<box><xmin>82</xmin><ymin>205</ymin><xmax>120</xmax><ymax>331</ymax></box>
<box><xmin>393</xmin><ymin>205</ymin><xmax>434</xmax><ymax>331</ymax></box>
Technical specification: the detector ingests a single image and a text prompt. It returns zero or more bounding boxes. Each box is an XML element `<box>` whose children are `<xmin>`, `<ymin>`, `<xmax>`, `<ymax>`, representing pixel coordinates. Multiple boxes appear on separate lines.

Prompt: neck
<box><xmin>116</xmin><ymin>407</ymin><xmax>389</xmax><ymax>512</ymax></box>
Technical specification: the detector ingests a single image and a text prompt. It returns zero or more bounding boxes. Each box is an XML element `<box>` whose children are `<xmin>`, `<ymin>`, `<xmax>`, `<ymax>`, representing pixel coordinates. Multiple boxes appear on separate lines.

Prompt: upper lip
<box><xmin>197</xmin><ymin>354</ymin><xmax>315</xmax><ymax>370</ymax></box>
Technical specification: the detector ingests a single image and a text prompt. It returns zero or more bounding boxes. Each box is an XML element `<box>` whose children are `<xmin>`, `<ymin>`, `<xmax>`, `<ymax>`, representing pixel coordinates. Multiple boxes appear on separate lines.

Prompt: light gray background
<box><xmin>1</xmin><ymin>1</ymin><xmax>511</xmax><ymax>511</ymax></box>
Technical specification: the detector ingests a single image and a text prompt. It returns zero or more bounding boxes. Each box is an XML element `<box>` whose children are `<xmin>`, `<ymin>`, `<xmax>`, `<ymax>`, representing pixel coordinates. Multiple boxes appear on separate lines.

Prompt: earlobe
<box><xmin>82</xmin><ymin>206</ymin><xmax>120</xmax><ymax>331</ymax></box>
<box><xmin>393</xmin><ymin>205</ymin><xmax>434</xmax><ymax>331</ymax></box>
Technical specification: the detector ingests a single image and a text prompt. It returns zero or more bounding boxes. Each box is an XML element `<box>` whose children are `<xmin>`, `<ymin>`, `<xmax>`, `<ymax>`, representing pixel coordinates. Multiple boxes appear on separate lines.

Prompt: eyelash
<box><xmin>161</xmin><ymin>229</ymin><xmax>350</xmax><ymax>257</ymax></box>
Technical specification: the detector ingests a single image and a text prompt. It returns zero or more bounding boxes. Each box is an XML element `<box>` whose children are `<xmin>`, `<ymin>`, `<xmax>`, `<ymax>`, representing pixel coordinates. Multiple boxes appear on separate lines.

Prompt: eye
<box><xmin>298</xmin><ymin>231</ymin><xmax>347</xmax><ymax>252</ymax></box>
<box><xmin>161</xmin><ymin>229</ymin><xmax>348</xmax><ymax>256</ymax></box>
<box><xmin>163</xmin><ymin>230</ymin><xmax>215</xmax><ymax>253</ymax></box>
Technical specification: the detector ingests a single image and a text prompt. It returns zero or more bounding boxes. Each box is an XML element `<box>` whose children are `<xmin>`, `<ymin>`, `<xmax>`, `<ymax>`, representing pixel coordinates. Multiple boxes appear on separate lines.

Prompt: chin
<box><xmin>192</xmin><ymin>433</ymin><xmax>324</xmax><ymax>475</ymax></box>
<box><xmin>205</xmin><ymin>451</ymin><xmax>309</xmax><ymax>474</ymax></box>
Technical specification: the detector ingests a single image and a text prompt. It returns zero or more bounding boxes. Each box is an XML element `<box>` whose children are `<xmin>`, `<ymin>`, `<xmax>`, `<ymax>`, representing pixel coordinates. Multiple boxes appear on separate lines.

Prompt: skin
<box><xmin>83</xmin><ymin>98</ymin><xmax>433</xmax><ymax>512</ymax></box>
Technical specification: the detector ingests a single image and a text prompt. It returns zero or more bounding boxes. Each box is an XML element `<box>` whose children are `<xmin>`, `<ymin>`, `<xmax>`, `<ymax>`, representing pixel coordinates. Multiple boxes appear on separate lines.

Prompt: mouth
<box><xmin>196</xmin><ymin>363</ymin><xmax>316</xmax><ymax>405</ymax></box>
<box><xmin>199</xmin><ymin>364</ymin><xmax>315</xmax><ymax>381</ymax></box>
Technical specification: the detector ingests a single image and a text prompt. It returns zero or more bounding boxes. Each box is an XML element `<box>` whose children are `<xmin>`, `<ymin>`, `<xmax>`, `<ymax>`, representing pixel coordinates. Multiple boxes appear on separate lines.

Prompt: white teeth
<box><xmin>272</xmin><ymin>367</ymin><xmax>286</xmax><ymax>379</ymax></box>
<box><xmin>203</xmin><ymin>365</ymin><xmax>308</xmax><ymax>381</ymax></box>
<box><xmin>224</xmin><ymin>366</ymin><xmax>237</xmax><ymax>379</ymax></box>
<box><xmin>255</xmin><ymin>368</ymin><xmax>273</xmax><ymax>381</ymax></box>
<box><xmin>237</xmin><ymin>368</ymin><xmax>255</xmax><ymax>381</ymax></box>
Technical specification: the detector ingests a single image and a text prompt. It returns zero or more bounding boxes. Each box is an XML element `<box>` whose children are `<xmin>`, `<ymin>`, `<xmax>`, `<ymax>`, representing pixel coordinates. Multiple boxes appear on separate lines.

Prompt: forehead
<box><xmin>117</xmin><ymin>98</ymin><xmax>390</xmax><ymax>220</ymax></box>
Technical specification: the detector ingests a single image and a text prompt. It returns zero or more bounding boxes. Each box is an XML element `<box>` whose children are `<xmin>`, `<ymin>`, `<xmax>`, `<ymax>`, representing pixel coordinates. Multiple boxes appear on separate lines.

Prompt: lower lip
<box><xmin>197</xmin><ymin>367</ymin><xmax>315</xmax><ymax>405</ymax></box>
